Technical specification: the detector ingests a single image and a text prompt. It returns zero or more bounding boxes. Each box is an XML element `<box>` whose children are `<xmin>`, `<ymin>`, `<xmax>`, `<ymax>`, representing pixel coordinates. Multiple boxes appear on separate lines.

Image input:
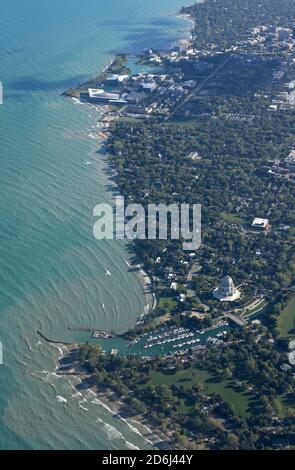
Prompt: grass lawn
<box><xmin>278</xmin><ymin>296</ymin><xmax>295</xmax><ymax>338</ymax></box>
<box><xmin>151</xmin><ymin>312</ymin><xmax>171</xmax><ymax>327</ymax></box>
<box><xmin>280</xmin><ymin>391</ymin><xmax>295</xmax><ymax>417</ymax></box>
<box><xmin>150</xmin><ymin>297</ymin><xmax>177</xmax><ymax>327</ymax></box>
<box><xmin>150</xmin><ymin>368</ymin><xmax>255</xmax><ymax>418</ymax></box>
<box><xmin>242</xmin><ymin>299</ymin><xmax>268</xmax><ymax>318</ymax></box>
<box><xmin>221</xmin><ymin>213</ymin><xmax>243</xmax><ymax>225</ymax></box>
<box><xmin>158</xmin><ymin>297</ymin><xmax>177</xmax><ymax>311</ymax></box>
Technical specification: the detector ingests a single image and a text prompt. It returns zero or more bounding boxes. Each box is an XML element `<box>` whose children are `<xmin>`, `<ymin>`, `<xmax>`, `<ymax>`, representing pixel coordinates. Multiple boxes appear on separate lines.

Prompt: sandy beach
<box><xmin>124</xmin><ymin>259</ymin><xmax>156</xmax><ymax>323</ymax></box>
<box><xmin>56</xmin><ymin>345</ymin><xmax>175</xmax><ymax>450</ymax></box>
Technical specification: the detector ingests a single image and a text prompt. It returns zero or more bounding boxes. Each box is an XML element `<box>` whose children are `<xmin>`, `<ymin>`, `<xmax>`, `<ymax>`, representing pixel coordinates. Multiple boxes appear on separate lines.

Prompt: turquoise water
<box><xmin>0</xmin><ymin>0</ymin><xmax>193</xmax><ymax>450</ymax></box>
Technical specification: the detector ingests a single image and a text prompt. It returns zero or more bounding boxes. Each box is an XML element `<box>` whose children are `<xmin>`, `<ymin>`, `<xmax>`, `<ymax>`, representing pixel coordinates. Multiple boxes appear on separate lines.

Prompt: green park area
<box><xmin>279</xmin><ymin>296</ymin><xmax>295</xmax><ymax>338</ymax></box>
<box><xmin>158</xmin><ymin>297</ymin><xmax>177</xmax><ymax>312</ymax></box>
<box><xmin>150</xmin><ymin>367</ymin><xmax>256</xmax><ymax>418</ymax></box>
<box><xmin>151</xmin><ymin>297</ymin><xmax>177</xmax><ymax>326</ymax></box>
<box><xmin>221</xmin><ymin>213</ymin><xmax>244</xmax><ymax>225</ymax></box>
<box><xmin>149</xmin><ymin>367</ymin><xmax>293</xmax><ymax>419</ymax></box>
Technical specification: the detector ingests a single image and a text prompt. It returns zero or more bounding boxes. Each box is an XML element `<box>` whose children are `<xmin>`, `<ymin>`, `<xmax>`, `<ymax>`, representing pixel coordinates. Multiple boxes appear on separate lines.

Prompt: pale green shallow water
<box><xmin>0</xmin><ymin>0</ymin><xmax>193</xmax><ymax>450</ymax></box>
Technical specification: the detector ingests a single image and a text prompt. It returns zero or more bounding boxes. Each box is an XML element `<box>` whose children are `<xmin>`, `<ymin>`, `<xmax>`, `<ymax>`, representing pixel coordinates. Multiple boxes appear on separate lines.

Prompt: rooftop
<box><xmin>88</xmin><ymin>88</ymin><xmax>121</xmax><ymax>100</ymax></box>
<box><xmin>251</xmin><ymin>218</ymin><xmax>270</xmax><ymax>229</ymax></box>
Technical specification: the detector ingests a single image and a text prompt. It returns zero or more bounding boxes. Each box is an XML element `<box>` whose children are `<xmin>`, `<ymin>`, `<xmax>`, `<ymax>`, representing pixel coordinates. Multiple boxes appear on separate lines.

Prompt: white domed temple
<box><xmin>213</xmin><ymin>275</ymin><xmax>241</xmax><ymax>302</ymax></box>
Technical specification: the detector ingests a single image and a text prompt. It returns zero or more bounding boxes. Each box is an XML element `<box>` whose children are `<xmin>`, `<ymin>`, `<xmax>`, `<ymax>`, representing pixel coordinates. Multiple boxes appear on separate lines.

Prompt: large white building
<box><xmin>213</xmin><ymin>275</ymin><xmax>241</xmax><ymax>302</ymax></box>
<box><xmin>88</xmin><ymin>88</ymin><xmax>127</xmax><ymax>104</ymax></box>
<box><xmin>251</xmin><ymin>218</ymin><xmax>270</xmax><ymax>231</ymax></box>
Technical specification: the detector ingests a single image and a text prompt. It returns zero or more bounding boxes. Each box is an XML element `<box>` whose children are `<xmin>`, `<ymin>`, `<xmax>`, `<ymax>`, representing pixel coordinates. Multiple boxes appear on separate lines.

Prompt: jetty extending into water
<box><xmin>37</xmin><ymin>330</ymin><xmax>75</xmax><ymax>346</ymax></box>
<box><xmin>68</xmin><ymin>327</ymin><xmax>115</xmax><ymax>339</ymax></box>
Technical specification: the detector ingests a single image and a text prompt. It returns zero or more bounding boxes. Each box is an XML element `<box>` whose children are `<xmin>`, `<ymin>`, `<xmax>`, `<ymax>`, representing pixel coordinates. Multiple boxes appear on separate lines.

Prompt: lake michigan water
<box><xmin>0</xmin><ymin>0</ymin><xmax>193</xmax><ymax>450</ymax></box>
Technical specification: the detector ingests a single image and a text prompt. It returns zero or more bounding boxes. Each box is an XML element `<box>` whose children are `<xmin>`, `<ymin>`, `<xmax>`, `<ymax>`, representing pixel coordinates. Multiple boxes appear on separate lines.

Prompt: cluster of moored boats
<box><xmin>128</xmin><ymin>322</ymin><xmax>230</xmax><ymax>354</ymax></box>
<box><xmin>143</xmin><ymin>327</ymin><xmax>198</xmax><ymax>350</ymax></box>
<box><xmin>172</xmin><ymin>338</ymin><xmax>201</xmax><ymax>349</ymax></box>
<box><xmin>206</xmin><ymin>330</ymin><xmax>228</xmax><ymax>346</ymax></box>
<box><xmin>142</xmin><ymin>325</ymin><xmax>230</xmax><ymax>351</ymax></box>
<box><xmin>216</xmin><ymin>330</ymin><xmax>228</xmax><ymax>338</ymax></box>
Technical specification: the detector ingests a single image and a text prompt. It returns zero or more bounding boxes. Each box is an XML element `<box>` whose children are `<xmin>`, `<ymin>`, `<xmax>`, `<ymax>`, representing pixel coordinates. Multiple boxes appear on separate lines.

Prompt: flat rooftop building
<box><xmin>140</xmin><ymin>82</ymin><xmax>157</xmax><ymax>93</ymax></box>
<box><xmin>285</xmin><ymin>150</ymin><xmax>295</xmax><ymax>169</ymax></box>
<box><xmin>251</xmin><ymin>218</ymin><xmax>270</xmax><ymax>230</ymax></box>
<box><xmin>106</xmin><ymin>74</ymin><xmax>129</xmax><ymax>83</ymax></box>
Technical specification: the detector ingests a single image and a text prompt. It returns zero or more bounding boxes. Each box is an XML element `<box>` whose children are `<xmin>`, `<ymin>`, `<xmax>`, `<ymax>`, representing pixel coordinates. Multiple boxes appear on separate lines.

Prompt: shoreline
<box><xmin>56</xmin><ymin>344</ymin><xmax>175</xmax><ymax>449</ymax></box>
<box><xmin>123</xmin><ymin>259</ymin><xmax>156</xmax><ymax>325</ymax></box>
<box><xmin>43</xmin><ymin>7</ymin><xmax>197</xmax><ymax>451</ymax></box>
<box><xmin>175</xmin><ymin>11</ymin><xmax>196</xmax><ymax>36</ymax></box>
<box><xmin>62</xmin><ymin>7</ymin><xmax>196</xmax><ymax>335</ymax></box>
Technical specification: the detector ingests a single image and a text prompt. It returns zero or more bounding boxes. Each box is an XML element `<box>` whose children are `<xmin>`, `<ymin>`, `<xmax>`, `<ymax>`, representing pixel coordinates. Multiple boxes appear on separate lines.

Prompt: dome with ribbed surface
<box><xmin>213</xmin><ymin>275</ymin><xmax>241</xmax><ymax>302</ymax></box>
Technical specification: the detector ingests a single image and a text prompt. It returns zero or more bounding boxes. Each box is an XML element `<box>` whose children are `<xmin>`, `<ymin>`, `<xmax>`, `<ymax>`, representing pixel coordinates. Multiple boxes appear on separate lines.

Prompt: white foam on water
<box><xmin>45</xmin><ymin>371</ymin><xmax>61</xmax><ymax>380</ymax></box>
<box><xmin>90</xmin><ymin>396</ymin><xmax>154</xmax><ymax>446</ymax></box>
<box><xmin>103</xmin><ymin>423</ymin><xmax>124</xmax><ymax>441</ymax></box>
<box><xmin>24</xmin><ymin>337</ymin><xmax>33</xmax><ymax>352</ymax></box>
<box><xmin>122</xmin><ymin>419</ymin><xmax>143</xmax><ymax>438</ymax></box>
<box><xmin>78</xmin><ymin>397</ymin><xmax>88</xmax><ymax>412</ymax></box>
<box><xmin>129</xmin><ymin>419</ymin><xmax>161</xmax><ymax>444</ymax></box>
<box><xmin>125</xmin><ymin>441</ymin><xmax>139</xmax><ymax>450</ymax></box>
<box><xmin>79</xmin><ymin>405</ymin><xmax>88</xmax><ymax>412</ymax></box>
<box><xmin>85</xmin><ymin>389</ymin><xmax>97</xmax><ymax>400</ymax></box>
<box><xmin>17</xmin><ymin>360</ymin><xmax>28</xmax><ymax>367</ymax></box>
<box><xmin>99</xmin><ymin>421</ymin><xmax>140</xmax><ymax>450</ymax></box>
<box><xmin>71</xmin><ymin>97</ymin><xmax>82</xmax><ymax>105</ymax></box>
<box><xmin>90</xmin><ymin>398</ymin><xmax>116</xmax><ymax>416</ymax></box>
<box><xmin>52</xmin><ymin>345</ymin><xmax>64</xmax><ymax>360</ymax></box>
<box><xmin>56</xmin><ymin>396</ymin><xmax>67</xmax><ymax>403</ymax></box>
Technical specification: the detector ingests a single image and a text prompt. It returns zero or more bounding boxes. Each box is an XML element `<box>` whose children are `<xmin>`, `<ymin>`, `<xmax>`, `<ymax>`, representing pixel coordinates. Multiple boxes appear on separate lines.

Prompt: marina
<box><xmin>70</xmin><ymin>320</ymin><xmax>234</xmax><ymax>358</ymax></box>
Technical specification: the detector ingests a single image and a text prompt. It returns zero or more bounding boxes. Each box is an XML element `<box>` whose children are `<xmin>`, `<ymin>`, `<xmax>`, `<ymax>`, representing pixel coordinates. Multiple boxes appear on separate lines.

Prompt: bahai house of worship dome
<box><xmin>213</xmin><ymin>275</ymin><xmax>241</xmax><ymax>302</ymax></box>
